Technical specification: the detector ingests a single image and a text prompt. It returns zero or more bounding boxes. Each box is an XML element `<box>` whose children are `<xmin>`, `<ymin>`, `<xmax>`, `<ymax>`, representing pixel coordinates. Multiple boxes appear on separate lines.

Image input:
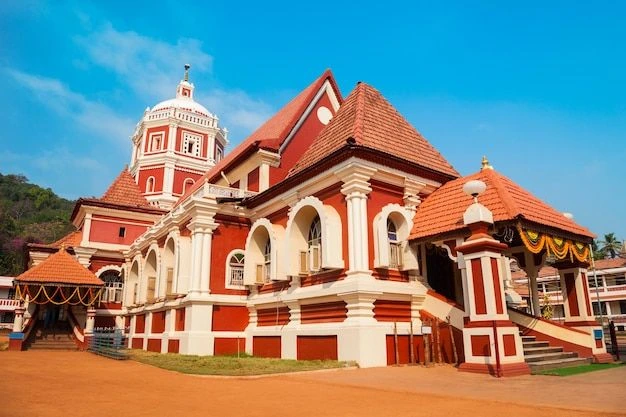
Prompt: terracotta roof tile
<box><xmin>410</xmin><ymin>168</ymin><xmax>594</xmax><ymax>241</ymax></box>
<box><xmin>176</xmin><ymin>70</ymin><xmax>340</xmax><ymax>206</ymax></box>
<box><xmin>100</xmin><ymin>168</ymin><xmax>153</xmax><ymax>208</ymax></box>
<box><xmin>16</xmin><ymin>248</ymin><xmax>103</xmax><ymax>286</ymax></box>
<box><xmin>288</xmin><ymin>82</ymin><xmax>459</xmax><ymax>178</ymax></box>
<box><xmin>50</xmin><ymin>230</ymin><xmax>83</xmax><ymax>248</ymax></box>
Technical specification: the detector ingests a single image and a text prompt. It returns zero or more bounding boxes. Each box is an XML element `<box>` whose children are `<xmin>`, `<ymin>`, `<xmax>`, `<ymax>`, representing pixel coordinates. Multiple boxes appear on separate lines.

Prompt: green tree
<box><xmin>599</xmin><ymin>233</ymin><xmax>622</xmax><ymax>259</ymax></box>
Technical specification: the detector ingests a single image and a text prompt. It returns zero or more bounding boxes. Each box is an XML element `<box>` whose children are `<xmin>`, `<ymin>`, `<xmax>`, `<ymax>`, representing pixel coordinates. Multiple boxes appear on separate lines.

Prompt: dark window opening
<box><xmin>119</xmin><ymin>227</ymin><xmax>126</xmax><ymax>238</ymax></box>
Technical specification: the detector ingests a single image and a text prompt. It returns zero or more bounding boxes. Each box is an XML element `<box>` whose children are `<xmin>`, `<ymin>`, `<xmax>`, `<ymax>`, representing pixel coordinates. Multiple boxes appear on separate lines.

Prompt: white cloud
<box><xmin>76</xmin><ymin>23</ymin><xmax>213</xmax><ymax>101</ymax></box>
<box><xmin>75</xmin><ymin>23</ymin><xmax>273</xmax><ymax>141</ymax></box>
<box><xmin>6</xmin><ymin>69</ymin><xmax>135</xmax><ymax>144</ymax></box>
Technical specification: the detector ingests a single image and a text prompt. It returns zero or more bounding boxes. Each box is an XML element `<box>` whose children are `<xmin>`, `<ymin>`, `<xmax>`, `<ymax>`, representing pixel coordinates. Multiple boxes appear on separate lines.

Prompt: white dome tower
<box><xmin>129</xmin><ymin>64</ymin><xmax>228</xmax><ymax>209</ymax></box>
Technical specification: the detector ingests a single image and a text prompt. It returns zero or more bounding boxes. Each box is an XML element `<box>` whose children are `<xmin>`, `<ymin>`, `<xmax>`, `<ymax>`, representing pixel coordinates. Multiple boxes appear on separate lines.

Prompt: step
<box><xmin>523</xmin><ymin>346</ymin><xmax>564</xmax><ymax>355</ymax></box>
<box><xmin>524</xmin><ymin>351</ymin><xmax>578</xmax><ymax>363</ymax></box>
<box><xmin>528</xmin><ymin>357</ymin><xmax>592</xmax><ymax>372</ymax></box>
<box><xmin>521</xmin><ymin>336</ymin><xmax>536</xmax><ymax>342</ymax></box>
<box><xmin>522</xmin><ymin>341</ymin><xmax>550</xmax><ymax>348</ymax></box>
<box><xmin>29</xmin><ymin>345</ymin><xmax>77</xmax><ymax>350</ymax></box>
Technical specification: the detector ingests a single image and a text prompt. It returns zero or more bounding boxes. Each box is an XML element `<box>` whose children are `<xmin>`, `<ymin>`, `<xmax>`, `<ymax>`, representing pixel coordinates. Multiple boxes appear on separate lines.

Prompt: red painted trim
<box><xmin>374</xmin><ymin>300</ymin><xmax>411</xmax><ymax>322</ymax></box>
<box><xmin>300</xmin><ymin>301</ymin><xmax>347</xmax><ymax>324</ymax></box>
<box><xmin>581</xmin><ymin>272</ymin><xmax>592</xmax><ymax>317</ymax></box>
<box><xmin>151</xmin><ymin>311</ymin><xmax>166</xmax><ymax>334</ymax></box>
<box><xmin>167</xmin><ymin>339</ymin><xmax>180</xmax><ymax>353</ymax></box>
<box><xmin>257</xmin><ymin>307</ymin><xmax>289</xmax><ymax>326</ymax></box>
<box><xmin>565</xmin><ymin>320</ymin><xmax>601</xmax><ymax>327</ymax></box>
<box><xmin>252</xmin><ymin>336</ymin><xmax>281</xmax><ymax>358</ymax></box>
<box><xmin>491</xmin><ymin>258</ymin><xmax>504</xmax><ymax>314</ymax></box>
<box><xmin>564</xmin><ymin>272</ymin><xmax>580</xmax><ymax>317</ymax></box>
<box><xmin>471</xmin><ymin>259</ymin><xmax>487</xmax><ymax>315</ymax></box>
<box><xmin>258</xmin><ymin>281</ymin><xmax>290</xmax><ymax>294</ymax></box>
<box><xmin>135</xmin><ymin>314</ymin><xmax>146</xmax><ymax>334</ymax></box>
<box><xmin>214</xmin><ymin>338</ymin><xmax>246</xmax><ymax>356</ymax></box>
<box><xmin>175</xmin><ymin>308</ymin><xmax>185</xmax><ymax>331</ymax></box>
<box><xmin>212</xmin><ymin>305</ymin><xmax>249</xmax><ymax>331</ymax></box>
<box><xmin>147</xmin><ymin>339</ymin><xmax>161</xmax><ymax>352</ymax></box>
<box><xmin>503</xmin><ymin>334</ymin><xmax>516</xmax><ymax>356</ymax></box>
<box><xmin>455</xmin><ymin>239</ymin><xmax>507</xmax><ymax>255</ymax></box>
<box><xmin>300</xmin><ymin>270</ymin><xmax>345</xmax><ymax>287</ymax></box>
<box><xmin>296</xmin><ymin>335</ymin><xmax>338</xmax><ymax>360</ymax></box>
<box><xmin>471</xmin><ymin>335</ymin><xmax>491</xmax><ymax>357</ymax></box>
<box><xmin>458</xmin><ymin>362</ymin><xmax>530</xmax><ymax>377</ymax></box>
<box><xmin>463</xmin><ymin>319</ymin><xmax>515</xmax><ymax>328</ymax></box>
<box><xmin>131</xmin><ymin>338</ymin><xmax>143</xmax><ymax>349</ymax></box>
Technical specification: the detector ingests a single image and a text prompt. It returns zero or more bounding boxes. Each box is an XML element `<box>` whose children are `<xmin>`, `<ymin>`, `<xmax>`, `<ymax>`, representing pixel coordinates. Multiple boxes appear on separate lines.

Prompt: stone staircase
<box><xmin>522</xmin><ymin>335</ymin><xmax>590</xmax><ymax>372</ymax></box>
<box><xmin>26</xmin><ymin>321</ymin><xmax>78</xmax><ymax>351</ymax></box>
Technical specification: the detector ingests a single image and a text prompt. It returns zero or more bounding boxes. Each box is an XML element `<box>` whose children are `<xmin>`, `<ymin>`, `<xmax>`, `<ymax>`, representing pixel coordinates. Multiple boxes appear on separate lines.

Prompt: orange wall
<box><xmin>89</xmin><ymin>217</ymin><xmax>150</xmax><ymax>246</ymax></box>
<box><xmin>147</xmin><ymin>339</ymin><xmax>161</xmax><ymax>352</ymax></box>
<box><xmin>135</xmin><ymin>314</ymin><xmax>145</xmax><ymax>333</ymax></box>
<box><xmin>211</xmin><ymin>305</ymin><xmax>249</xmax><ymax>331</ymax></box>
<box><xmin>173</xmin><ymin>170</ymin><xmax>203</xmax><ymax>195</ymax></box>
<box><xmin>257</xmin><ymin>306</ymin><xmax>289</xmax><ymax>326</ymax></box>
<box><xmin>175</xmin><ymin>308</ymin><xmax>185</xmax><ymax>331</ymax></box>
<box><xmin>209</xmin><ymin>217</ymin><xmax>250</xmax><ymax>295</ymax></box>
<box><xmin>144</xmin><ymin>126</ymin><xmax>169</xmax><ymax>152</ymax></box>
<box><xmin>247</xmin><ymin>167</ymin><xmax>259</xmax><ymax>192</ymax></box>
<box><xmin>300</xmin><ymin>302</ymin><xmax>347</xmax><ymax>324</ymax></box>
<box><xmin>138</xmin><ymin>166</ymin><xmax>165</xmax><ymax>193</ymax></box>
<box><xmin>151</xmin><ymin>311</ymin><xmax>166</xmax><ymax>333</ymax></box>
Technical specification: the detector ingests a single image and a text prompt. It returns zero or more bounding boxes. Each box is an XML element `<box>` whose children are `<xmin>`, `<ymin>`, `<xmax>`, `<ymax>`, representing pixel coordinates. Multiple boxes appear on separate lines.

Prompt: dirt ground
<box><xmin>1</xmin><ymin>351</ymin><xmax>624</xmax><ymax>417</ymax></box>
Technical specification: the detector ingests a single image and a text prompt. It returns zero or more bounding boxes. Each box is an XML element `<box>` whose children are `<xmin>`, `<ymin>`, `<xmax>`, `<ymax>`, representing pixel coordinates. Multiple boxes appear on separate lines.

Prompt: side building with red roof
<box><xmin>13</xmin><ymin>67</ymin><xmax>612</xmax><ymax>373</ymax></box>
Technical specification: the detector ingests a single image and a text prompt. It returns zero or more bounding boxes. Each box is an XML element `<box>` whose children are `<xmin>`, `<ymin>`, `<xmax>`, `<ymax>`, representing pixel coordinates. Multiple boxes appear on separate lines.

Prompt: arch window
<box><xmin>259</xmin><ymin>240</ymin><xmax>271</xmax><ymax>283</ymax></box>
<box><xmin>387</xmin><ymin>218</ymin><xmax>401</xmax><ymax>269</ymax></box>
<box><xmin>146</xmin><ymin>177</ymin><xmax>155</xmax><ymax>193</ymax></box>
<box><xmin>301</xmin><ymin>215</ymin><xmax>322</xmax><ymax>274</ymax></box>
<box><xmin>226</xmin><ymin>251</ymin><xmax>245</xmax><ymax>288</ymax></box>
<box><xmin>100</xmin><ymin>270</ymin><xmax>123</xmax><ymax>303</ymax></box>
<box><xmin>182</xmin><ymin>178</ymin><xmax>195</xmax><ymax>194</ymax></box>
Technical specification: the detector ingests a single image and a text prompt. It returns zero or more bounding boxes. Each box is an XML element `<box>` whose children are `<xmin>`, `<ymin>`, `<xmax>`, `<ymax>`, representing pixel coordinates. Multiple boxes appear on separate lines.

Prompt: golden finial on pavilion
<box><xmin>184</xmin><ymin>64</ymin><xmax>190</xmax><ymax>82</ymax></box>
<box><xmin>481</xmin><ymin>155</ymin><xmax>493</xmax><ymax>171</ymax></box>
<box><xmin>60</xmin><ymin>243</ymin><xmax>66</xmax><ymax>252</ymax></box>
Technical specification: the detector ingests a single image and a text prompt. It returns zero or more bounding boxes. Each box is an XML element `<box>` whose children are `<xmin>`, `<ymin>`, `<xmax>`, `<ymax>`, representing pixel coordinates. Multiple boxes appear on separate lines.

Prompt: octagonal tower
<box><xmin>129</xmin><ymin>65</ymin><xmax>228</xmax><ymax>209</ymax></box>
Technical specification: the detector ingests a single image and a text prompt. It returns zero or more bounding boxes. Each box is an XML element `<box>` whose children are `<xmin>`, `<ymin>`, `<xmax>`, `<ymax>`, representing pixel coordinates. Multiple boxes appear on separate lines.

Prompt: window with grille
<box><xmin>147</xmin><ymin>276</ymin><xmax>156</xmax><ymax>301</ymax></box>
<box><xmin>228</xmin><ymin>252</ymin><xmax>245</xmax><ymax>287</ymax></box>
<box><xmin>387</xmin><ymin>218</ymin><xmax>401</xmax><ymax>269</ymax></box>
<box><xmin>182</xmin><ymin>132</ymin><xmax>202</xmax><ymax>157</ymax></box>
<box><xmin>165</xmin><ymin>267</ymin><xmax>174</xmax><ymax>295</ymax></box>
<box><xmin>100</xmin><ymin>270</ymin><xmax>123</xmax><ymax>303</ymax></box>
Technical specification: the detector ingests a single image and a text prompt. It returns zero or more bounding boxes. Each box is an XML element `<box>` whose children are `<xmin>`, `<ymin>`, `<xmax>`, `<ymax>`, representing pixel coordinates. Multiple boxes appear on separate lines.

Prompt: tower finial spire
<box><xmin>184</xmin><ymin>64</ymin><xmax>190</xmax><ymax>82</ymax></box>
<box><xmin>481</xmin><ymin>155</ymin><xmax>493</xmax><ymax>171</ymax></box>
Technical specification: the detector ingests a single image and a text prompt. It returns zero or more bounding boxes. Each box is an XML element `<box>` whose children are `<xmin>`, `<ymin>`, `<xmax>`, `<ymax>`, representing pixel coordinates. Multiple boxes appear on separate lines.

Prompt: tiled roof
<box><xmin>100</xmin><ymin>168</ymin><xmax>153</xmax><ymax>208</ymax></box>
<box><xmin>16</xmin><ymin>248</ymin><xmax>103</xmax><ymax>286</ymax></box>
<box><xmin>51</xmin><ymin>230</ymin><xmax>83</xmax><ymax>248</ymax></box>
<box><xmin>288</xmin><ymin>82</ymin><xmax>459</xmax><ymax>178</ymax></box>
<box><xmin>410</xmin><ymin>167</ymin><xmax>594</xmax><ymax>241</ymax></box>
<box><xmin>175</xmin><ymin>70</ymin><xmax>340</xmax><ymax>206</ymax></box>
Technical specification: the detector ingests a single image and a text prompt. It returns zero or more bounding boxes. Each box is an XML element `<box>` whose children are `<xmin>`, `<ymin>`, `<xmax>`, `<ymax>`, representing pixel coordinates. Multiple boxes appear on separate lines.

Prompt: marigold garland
<box><xmin>516</xmin><ymin>225</ymin><xmax>590</xmax><ymax>263</ymax></box>
<box><xmin>15</xmin><ymin>284</ymin><xmax>102</xmax><ymax>306</ymax></box>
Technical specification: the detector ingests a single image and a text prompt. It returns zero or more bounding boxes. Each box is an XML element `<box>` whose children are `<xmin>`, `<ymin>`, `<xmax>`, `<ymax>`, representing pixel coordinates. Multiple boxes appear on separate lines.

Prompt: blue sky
<box><xmin>1</xmin><ymin>1</ymin><xmax>624</xmax><ymax>241</ymax></box>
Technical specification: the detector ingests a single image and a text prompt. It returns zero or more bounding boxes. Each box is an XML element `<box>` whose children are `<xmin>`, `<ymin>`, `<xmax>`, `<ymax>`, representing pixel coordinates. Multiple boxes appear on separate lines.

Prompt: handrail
<box><xmin>22</xmin><ymin>304</ymin><xmax>39</xmax><ymax>342</ymax></box>
<box><xmin>66</xmin><ymin>307</ymin><xmax>85</xmax><ymax>342</ymax></box>
<box><xmin>508</xmin><ymin>307</ymin><xmax>590</xmax><ymax>335</ymax></box>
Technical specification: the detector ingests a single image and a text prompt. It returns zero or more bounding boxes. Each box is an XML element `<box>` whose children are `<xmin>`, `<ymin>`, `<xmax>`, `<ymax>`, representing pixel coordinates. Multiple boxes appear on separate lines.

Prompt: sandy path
<box><xmin>0</xmin><ymin>351</ymin><xmax>623</xmax><ymax>417</ymax></box>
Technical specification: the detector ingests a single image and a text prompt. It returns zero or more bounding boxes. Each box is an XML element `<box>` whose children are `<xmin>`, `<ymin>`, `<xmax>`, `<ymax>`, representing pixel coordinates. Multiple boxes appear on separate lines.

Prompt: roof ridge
<box><xmin>352</xmin><ymin>83</ymin><xmax>366</xmax><ymax>142</ymax></box>
<box><xmin>486</xmin><ymin>169</ymin><xmax>521</xmax><ymax>218</ymax></box>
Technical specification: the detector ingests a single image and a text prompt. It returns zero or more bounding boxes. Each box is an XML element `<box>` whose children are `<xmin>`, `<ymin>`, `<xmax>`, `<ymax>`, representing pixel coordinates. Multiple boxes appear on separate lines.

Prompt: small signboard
<box><xmin>422</xmin><ymin>326</ymin><xmax>432</xmax><ymax>335</ymax></box>
<box><xmin>593</xmin><ymin>329</ymin><xmax>603</xmax><ymax>340</ymax></box>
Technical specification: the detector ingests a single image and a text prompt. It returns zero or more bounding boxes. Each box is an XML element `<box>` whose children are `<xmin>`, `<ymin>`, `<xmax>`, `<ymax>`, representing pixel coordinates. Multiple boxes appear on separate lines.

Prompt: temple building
<box><xmin>8</xmin><ymin>67</ymin><xmax>612</xmax><ymax>375</ymax></box>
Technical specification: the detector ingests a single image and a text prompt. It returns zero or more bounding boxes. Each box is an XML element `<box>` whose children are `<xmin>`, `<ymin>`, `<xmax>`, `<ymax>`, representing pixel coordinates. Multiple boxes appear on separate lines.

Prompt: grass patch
<box><xmin>129</xmin><ymin>350</ymin><xmax>355</xmax><ymax>376</ymax></box>
<box><xmin>536</xmin><ymin>362</ymin><xmax>624</xmax><ymax>377</ymax></box>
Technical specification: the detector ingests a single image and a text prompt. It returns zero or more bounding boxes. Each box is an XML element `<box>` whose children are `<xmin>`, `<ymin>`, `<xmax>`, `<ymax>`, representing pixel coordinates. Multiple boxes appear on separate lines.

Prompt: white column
<box><xmin>188</xmin><ymin>228</ymin><xmax>203</xmax><ymax>294</ymax></box>
<box><xmin>167</xmin><ymin>124</ymin><xmax>177</xmax><ymax>153</ymax></box>
<box><xmin>337</xmin><ymin>164</ymin><xmax>375</xmax><ymax>275</ymax></box>
<box><xmin>259</xmin><ymin>163</ymin><xmax>270</xmax><ymax>192</ymax></box>
<box><xmin>85</xmin><ymin>307</ymin><xmax>96</xmax><ymax>335</ymax></box>
<box><xmin>529</xmin><ymin>273</ymin><xmax>541</xmax><ymax>317</ymax></box>
<box><xmin>12</xmin><ymin>307</ymin><xmax>25</xmax><ymax>332</ymax></box>
<box><xmin>199</xmin><ymin>229</ymin><xmax>214</xmax><ymax>293</ymax></box>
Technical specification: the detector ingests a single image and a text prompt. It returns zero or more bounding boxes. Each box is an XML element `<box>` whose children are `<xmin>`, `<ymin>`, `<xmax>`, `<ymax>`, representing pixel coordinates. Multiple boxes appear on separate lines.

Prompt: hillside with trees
<box><xmin>0</xmin><ymin>173</ymin><xmax>75</xmax><ymax>276</ymax></box>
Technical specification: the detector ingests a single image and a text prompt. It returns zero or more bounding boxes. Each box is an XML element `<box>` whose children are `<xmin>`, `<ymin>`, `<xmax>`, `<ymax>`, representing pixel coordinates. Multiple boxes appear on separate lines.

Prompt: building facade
<box><xmin>11</xmin><ymin>68</ymin><xmax>611</xmax><ymax>375</ymax></box>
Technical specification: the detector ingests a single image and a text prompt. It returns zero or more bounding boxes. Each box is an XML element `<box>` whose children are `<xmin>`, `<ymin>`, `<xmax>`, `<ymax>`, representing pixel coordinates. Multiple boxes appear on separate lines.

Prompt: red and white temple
<box><xmin>9</xmin><ymin>67</ymin><xmax>612</xmax><ymax>375</ymax></box>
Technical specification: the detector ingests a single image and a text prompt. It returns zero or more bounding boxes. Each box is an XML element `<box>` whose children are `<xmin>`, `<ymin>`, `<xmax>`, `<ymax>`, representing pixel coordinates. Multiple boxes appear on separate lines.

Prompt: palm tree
<box><xmin>598</xmin><ymin>233</ymin><xmax>623</xmax><ymax>259</ymax></box>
